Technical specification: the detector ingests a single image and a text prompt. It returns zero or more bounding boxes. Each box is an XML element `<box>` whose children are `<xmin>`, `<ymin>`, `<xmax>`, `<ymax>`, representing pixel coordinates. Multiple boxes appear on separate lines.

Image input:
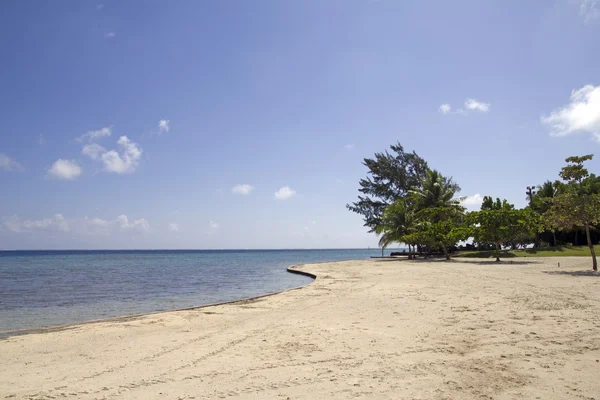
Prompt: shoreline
<box><xmin>2</xmin><ymin>257</ymin><xmax>599</xmax><ymax>399</ymax></box>
<box><xmin>0</xmin><ymin>265</ymin><xmax>318</xmax><ymax>340</ymax></box>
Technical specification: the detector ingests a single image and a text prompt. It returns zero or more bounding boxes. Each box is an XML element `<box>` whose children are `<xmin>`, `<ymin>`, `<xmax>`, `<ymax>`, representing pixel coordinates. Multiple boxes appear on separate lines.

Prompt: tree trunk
<box><xmin>553</xmin><ymin>231</ymin><xmax>557</xmax><ymax>247</ymax></box>
<box><xmin>585</xmin><ymin>223</ymin><xmax>598</xmax><ymax>271</ymax></box>
<box><xmin>574</xmin><ymin>229</ymin><xmax>578</xmax><ymax>246</ymax></box>
<box><xmin>495</xmin><ymin>242</ymin><xmax>501</xmax><ymax>262</ymax></box>
<box><xmin>534</xmin><ymin>232</ymin><xmax>540</xmax><ymax>249</ymax></box>
<box><xmin>441</xmin><ymin>243</ymin><xmax>450</xmax><ymax>261</ymax></box>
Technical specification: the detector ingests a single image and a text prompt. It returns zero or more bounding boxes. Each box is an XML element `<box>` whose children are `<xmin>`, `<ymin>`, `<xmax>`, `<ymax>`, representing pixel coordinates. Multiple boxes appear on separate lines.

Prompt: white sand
<box><xmin>1</xmin><ymin>257</ymin><xmax>599</xmax><ymax>399</ymax></box>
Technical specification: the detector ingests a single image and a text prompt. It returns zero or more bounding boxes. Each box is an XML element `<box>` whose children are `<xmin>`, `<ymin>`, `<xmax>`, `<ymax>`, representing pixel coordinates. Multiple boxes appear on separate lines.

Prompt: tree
<box><xmin>481</xmin><ymin>196</ymin><xmax>514</xmax><ymax>211</ymax></box>
<box><xmin>374</xmin><ymin>168</ymin><xmax>466</xmax><ymax>260</ymax></box>
<box><xmin>409</xmin><ymin>170</ymin><xmax>466</xmax><ymax>260</ymax></box>
<box><xmin>533</xmin><ymin>180</ymin><xmax>563</xmax><ymax>246</ymax></box>
<box><xmin>375</xmin><ymin>199</ymin><xmax>417</xmax><ymax>256</ymax></box>
<box><xmin>410</xmin><ymin>169</ymin><xmax>462</xmax><ymax>210</ymax></box>
<box><xmin>414</xmin><ymin>207</ymin><xmax>470</xmax><ymax>260</ymax></box>
<box><xmin>469</xmin><ymin>199</ymin><xmax>538</xmax><ymax>262</ymax></box>
<box><xmin>541</xmin><ymin>155</ymin><xmax>600</xmax><ymax>271</ymax></box>
<box><xmin>347</xmin><ymin>143</ymin><xmax>429</xmax><ymax>232</ymax></box>
<box><xmin>526</xmin><ymin>185</ymin><xmax>540</xmax><ymax>248</ymax></box>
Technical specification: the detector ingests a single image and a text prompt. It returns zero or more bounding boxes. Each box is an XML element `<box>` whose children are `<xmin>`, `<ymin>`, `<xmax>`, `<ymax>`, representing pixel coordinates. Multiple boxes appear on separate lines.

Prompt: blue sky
<box><xmin>1</xmin><ymin>0</ymin><xmax>600</xmax><ymax>249</ymax></box>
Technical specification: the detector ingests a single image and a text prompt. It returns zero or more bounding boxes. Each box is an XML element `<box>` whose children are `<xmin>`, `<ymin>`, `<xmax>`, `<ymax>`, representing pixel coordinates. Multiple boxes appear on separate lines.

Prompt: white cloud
<box><xmin>2</xmin><ymin>215</ymin><xmax>22</xmax><ymax>233</ymax></box>
<box><xmin>0</xmin><ymin>154</ymin><xmax>24</xmax><ymax>172</ymax></box>
<box><xmin>344</xmin><ymin>144</ymin><xmax>355</xmax><ymax>150</ymax></box>
<box><xmin>77</xmin><ymin>127</ymin><xmax>111</xmax><ymax>143</ymax></box>
<box><xmin>101</xmin><ymin>136</ymin><xmax>142</xmax><ymax>174</ymax></box>
<box><xmin>24</xmin><ymin>214</ymin><xmax>70</xmax><ymax>232</ymax></box>
<box><xmin>158</xmin><ymin>119</ymin><xmax>170</xmax><ymax>134</ymax></box>
<box><xmin>79</xmin><ymin>217</ymin><xmax>112</xmax><ymax>236</ymax></box>
<box><xmin>464</xmin><ymin>98</ymin><xmax>490</xmax><ymax>112</ymax></box>
<box><xmin>104</xmin><ymin>32</ymin><xmax>116</xmax><ymax>39</ymax></box>
<box><xmin>438</xmin><ymin>99</ymin><xmax>489</xmax><ymax>115</ymax></box>
<box><xmin>461</xmin><ymin>194</ymin><xmax>484</xmax><ymax>210</ymax></box>
<box><xmin>88</xmin><ymin>217</ymin><xmax>110</xmax><ymax>227</ymax></box>
<box><xmin>274</xmin><ymin>186</ymin><xmax>296</xmax><ymax>200</ymax></box>
<box><xmin>541</xmin><ymin>84</ymin><xmax>600</xmax><ymax>141</ymax></box>
<box><xmin>116</xmin><ymin>215</ymin><xmax>131</xmax><ymax>230</ymax></box>
<box><xmin>116</xmin><ymin>214</ymin><xmax>150</xmax><ymax>233</ymax></box>
<box><xmin>209</xmin><ymin>220</ymin><xmax>219</xmax><ymax>229</ymax></box>
<box><xmin>48</xmin><ymin>159</ymin><xmax>82</xmax><ymax>180</ymax></box>
<box><xmin>168</xmin><ymin>223</ymin><xmax>180</xmax><ymax>232</ymax></box>
<box><xmin>3</xmin><ymin>214</ymin><xmax>152</xmax><ymax>236</ymax></box>
<box><xmin>232</xmin><ymin>184</ymin><xmax>254</xmax><ymax>195</ymax></box>
<box><xmin>439</xmin><ymin>104</ymin><xmax>452</xmax><ymax>114</ymax></box>
<box><xmin>3</xmin><ymin>214</ymin><xmax>70</xmax><ymax>233</ymax></box>
<box><xmin>462</xmin><ymin>193</ymin><xmax>484</xmax><ymax>205</ymax></box>
<box><xmin>580</xmin><ymin>0</ymin><xmax>600</xmax><ymax>23</ymax></box>
<box><xmin>83</xmin><ymin>215</ymin><xmax>149</xmax><ymax>235</ymax></box>
<box><xmin>80</xmin><ymin>136</ymin><xmax>142</xmax><ymax>174</ymax></box>
<box><xmin>135</xmin><ymin>219</ymin><xmax>151</xmax><ymax>233</ymax></box>
<box><xmin>81</xmin><ymin>143</ymin><xmax>106</xmax><ymax>160</ymax></box>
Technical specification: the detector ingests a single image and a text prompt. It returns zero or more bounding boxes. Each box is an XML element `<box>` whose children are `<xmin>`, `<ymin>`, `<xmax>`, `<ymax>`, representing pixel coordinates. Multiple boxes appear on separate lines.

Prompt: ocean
<box><xmin>0</xmin><ymin>248</ymin><xmax>395</xmax><ymax>332</ymax></box>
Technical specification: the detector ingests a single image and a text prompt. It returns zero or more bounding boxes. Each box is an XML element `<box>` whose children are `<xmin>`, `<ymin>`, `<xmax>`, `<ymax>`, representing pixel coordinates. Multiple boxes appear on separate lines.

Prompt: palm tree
<box><xmin>375</xmin><ymin>199</ymin><xmax>417</xmax><ymax>257</ymax></box>
<box><xmin>409</xmin><ymin>170</ymin><xmax>464</xmax><ymax>259</ymax></box>
<box><xmin>536</xmin><ymin>180</ymin><xmax>559</xmax><ymax>200</ymax></box>
<box><xmin>410</xmin><ymin>169</ymin><xmax>462</xmax><ymax>211</ymax></box>
<box><xmin>526</xmin><ymin>185</ymin><xmax>539</xmax><ymax>247</ymax></box>
<box><xmin>536</xmin><ymin>180</ymin><xmax>561</xmax><ymax>246</ymax></box>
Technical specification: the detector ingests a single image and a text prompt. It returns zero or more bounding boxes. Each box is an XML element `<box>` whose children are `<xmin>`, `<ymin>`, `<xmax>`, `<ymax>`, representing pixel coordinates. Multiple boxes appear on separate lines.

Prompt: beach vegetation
<box><xmin>468</xmin><ymin>200</ymin><xmax>538</xmax><ymax>262</ymax></box>
<box><xmin>352</xmin><ymin>144</ymin><xmax>599</xmax><ymax>269</ymax></box>
<box><xmin>540</xmin><ymin>155</ymin><xmax>600</xmax><ymax>270</ymax></box>
<box><xmin>346</xmin><ymin>142</ymin><xmax>428</xmax><ymax>232</ymax></box>
<box><xmin>375</xmin><ymin>199</ymin><xmax>418</xmax><ymax>257</ymax></box>
<box><xmin>373</xmin><ymin>168</ymin><xmax>468</xmax><ymax>260</ymax></box>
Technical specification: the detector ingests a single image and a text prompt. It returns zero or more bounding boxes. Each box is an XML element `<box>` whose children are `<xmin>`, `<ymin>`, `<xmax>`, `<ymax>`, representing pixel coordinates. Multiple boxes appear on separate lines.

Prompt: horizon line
<box><xmin>0</xmin><ymin>247</ymin><xmax>407</xmax><ymax>252</ymax></box>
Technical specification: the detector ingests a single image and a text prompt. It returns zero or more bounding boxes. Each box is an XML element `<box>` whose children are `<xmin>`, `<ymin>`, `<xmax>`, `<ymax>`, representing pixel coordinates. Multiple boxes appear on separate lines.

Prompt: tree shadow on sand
<box><xmin>373</xmin><ymin>257</ymin><xmax>413</xmax><ymax>263</ymax></box>
<box><xmin>459</xmin><ymin>250</ymin><xmax>519</xmax><ymax>259</ymax></box>
<box><xmin>543</xmin><ymin>270</ymin><xmax>600</xmax><ymax>277</ymax></box>
<box><xmin>374</xmin><ymin>257</ymin><xmax>539</xmax><ymax>266</ymax></box>
<box><xmin>453</xmin><ymin>259</ymin><xmax>541</xmax><ymax>266</ymax></box>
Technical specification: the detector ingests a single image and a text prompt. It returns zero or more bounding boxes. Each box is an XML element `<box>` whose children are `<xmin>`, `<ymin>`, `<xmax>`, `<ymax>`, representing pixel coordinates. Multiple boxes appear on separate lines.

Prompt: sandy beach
<box><xmin>1</xmin><ymin>257</ymin><xmax>599</xmax><ymax>399</ymax></box>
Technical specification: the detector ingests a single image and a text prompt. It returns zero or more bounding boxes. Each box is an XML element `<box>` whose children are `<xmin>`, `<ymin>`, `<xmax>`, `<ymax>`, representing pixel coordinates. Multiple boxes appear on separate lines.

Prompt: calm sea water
<box><xmin>0</xmin><ymin>249</ymin><xmax>392</xmax><ymax>332</ymax></box>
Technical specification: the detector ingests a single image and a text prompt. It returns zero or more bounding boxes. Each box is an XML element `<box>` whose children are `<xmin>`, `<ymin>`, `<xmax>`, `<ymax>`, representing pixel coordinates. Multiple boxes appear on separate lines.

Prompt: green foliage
<box><xmin>541</xmin><ymin>193</ymin><xmax>600</xmax><ymax>232</ymax></box>
<box><xmin>468</xmin><ymin>200</ymin><xmax>538</xmax><ymax>261</ymax></box>
<box><xmin>375</xmin><ymin>167</ymin><xmax>467</xmax><ymax>260</ymax></box>
<box><xmin>346</xmin><ymin>143</ymin><xmax>428</xmax><ymax>231</ymax></box>
<box><xmin>560</xmin><ymin>154</ymin><xmax>593</xmax><ymax>183</ymax></box>
<box><xmin>375</xmin><ymin>199</ymin><xmax>416</xmax><ymax>249</ymax></box>
<box><xmin>411</xmin><ymin>208</ymin><xmax>471</xmax><ymax>257</ymax></box>
<box><xmin>541</xmin><ymin>154</ymin><xmax>599</xmax><ymax>270</ymax></box>
<box><xmin>410</xmin><ymin>170</ymin><xmax>461</xmax><ymax>210</ymax></box>
<box><xmin>532</xmin><ymin>180</ymin><xmax>562</xmax><ymax>213</ymax></box>
<box><xmin>356</xmin><ymin>144</ymin><xmax>600</xmax><ymax>267</ymax></box>
<box><xmin>408</xmin><ymin>170</ymin><xmax>466</xmax><ymax>259</ymax></box>
<box><xmin>481</xmin><ymin>196</ymin><xmax>514</xmax><ymax>211</ymax></box>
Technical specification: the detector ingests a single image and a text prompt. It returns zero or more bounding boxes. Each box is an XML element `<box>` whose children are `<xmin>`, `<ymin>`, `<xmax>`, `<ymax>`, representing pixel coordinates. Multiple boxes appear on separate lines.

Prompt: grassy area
<box><xmin>457</xmin><ymin>245</ymin><xmax>600</xmax><ymax>259</ymax></box>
